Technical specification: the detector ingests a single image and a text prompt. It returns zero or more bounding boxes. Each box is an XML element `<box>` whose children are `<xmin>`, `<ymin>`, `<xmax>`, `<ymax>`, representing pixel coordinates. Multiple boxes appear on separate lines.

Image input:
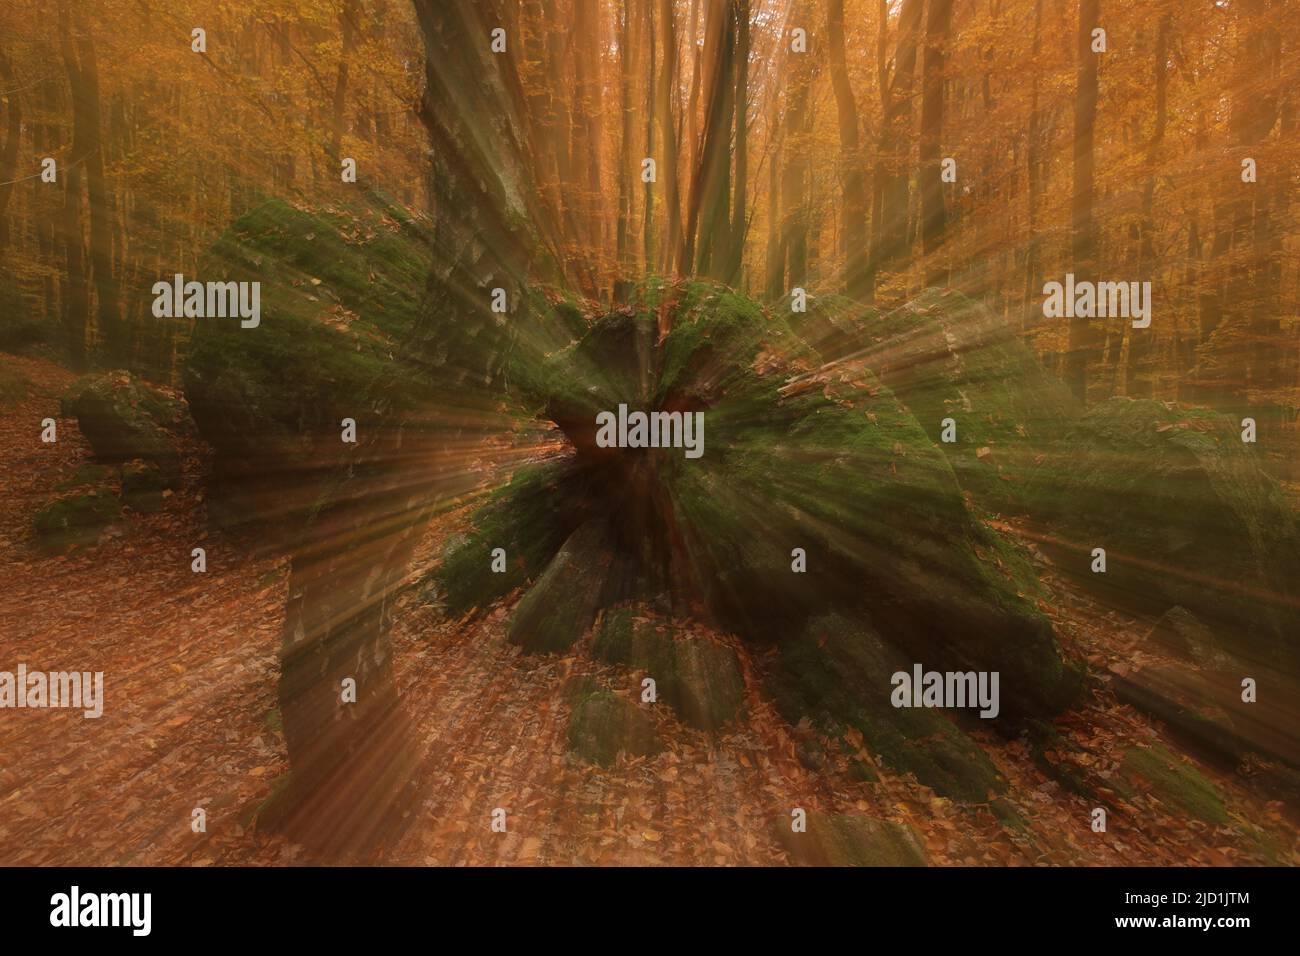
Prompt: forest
<box><xmin>0</xmin><ymin>0</ymin><xmax>1297</xmax><ymax>867</ymax></box>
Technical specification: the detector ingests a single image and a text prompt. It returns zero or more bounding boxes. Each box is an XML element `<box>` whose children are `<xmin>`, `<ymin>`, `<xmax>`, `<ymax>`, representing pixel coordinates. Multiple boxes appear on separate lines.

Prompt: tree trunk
<box><xmin>1126</xmin><ymin>10</ymin><xmax>1169</xmax><ymax>398</ymax></box>
<box><xmin>726</xmin><ymin>0</ymin><xmax>750</xmax><ymax>288</ymax></box>
<box><xmin>780</xmin><ymin>0</ymin><xmax>819</xmax><ymax>291</ymax></box>
<box><xmin>57</xmin><ymin>2</ymin><xmax>89</xmax><ymax>370</ymax></box>
<box><xmin>1021</xmin><ymin>0</ymin><xmax>1044</xmax><ymax>335</ymax></box>
<box><xmin>615</xmin><ymin>0</ymin><xmax>635</xmax><ymax>303</ymax></box>
<box><xmin>1065</xmin><ymin>0</ymin><xmax>1099</xmax><ymax>403</ymax></box>
<box><xmin>918</xmin><ymin>0</ymin><xmax>953</xmax><ymax>280</ymax></box>
<box><xmin>658</xmin><ymin>0</ymin><xmax>683</xmax><ymax>276</ymax></box>
<box><xmin>0</xmin><ymin>48</ymin><xmax>20</xmax><ymax>249</ymax></box>
<box><xmin>684</xmin><ymin>0</ymin><xmax>736</xmax><ymax>279</ymax></box>
<box><xmin>826</xmin><ymin>0</ymin><xmax>869</xmax><ymax>301</ymax></box>
<box><xmin>871</xmin><ymin>0</ymin><xmax>922</xmax><ymax>274</ymax></box>
<box><xmin>330</xmin><ymin>0</ymin><xmax>359</xmax><ymax>161</ymax></box>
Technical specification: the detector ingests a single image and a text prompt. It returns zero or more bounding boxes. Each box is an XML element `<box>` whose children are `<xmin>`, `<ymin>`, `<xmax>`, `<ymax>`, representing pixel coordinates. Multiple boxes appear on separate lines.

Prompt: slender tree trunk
<box><xmin>685</xmin><ymin>0</ymin><xmax>735</xmax><ymax>279</ymax></box>
<box><xmin>918</xmin><ymin>0</ymin><xmax>953</xmax><ymax>281</ymax></box>
<box><xmin>658</xmin><ymin>0</ymin><xmax>683</xmax><ymax>275</ymax></box>
<box><xmin>642</xmin><ymin>0</ymin><xmax>657</xmax><ymax>271</ymax></box>
<box><xmin>615</xmin><ymin>1</ymin><xmax>635</xmax><ymax>303</ymax></box>
<box><xmin>58</xmin><ymin>3</ymin><xmax>90</xmax><ymax>370</ymax></box>
<box><xmin>780</xmin><ymin>0</ymin><xmax>819</xmax><ymax>291</ymax></box>
<box><xmin>331</xmin><ymin>0</ymin><xmax>360</xmax><ymax>161</ymax></box>
<box><xmin>826</xmin><ymin>0</ymin><xmax>869</xmax><ymax>301</ymax></box>
<box><xmin>1126</xmin><ymin>10</ymin><xmax>1169</xmax><ymax>398</ymax></box>
<box><xmin>726</xmin><ymin>0</ymin><xmax>750</xmax><ymax>288</ymax></box>
<box><xmin>1021</xmin><ymin>0</ymin><xmax>1044</xmax><ymax>334</ymax></box>
<box><xmin>872</xmin><ymin>0</ymin><xmax>922</xmax><ymax>274</ymax></box>
<box><xmin>1066</xmin><ymin>0</ymin><xmax>1099</xmax><ymax>403</ymax></box>
<box><xmin>0</xmin><ymin>48</ymin><xmax>20</xmax><ymax>249</ymax></box>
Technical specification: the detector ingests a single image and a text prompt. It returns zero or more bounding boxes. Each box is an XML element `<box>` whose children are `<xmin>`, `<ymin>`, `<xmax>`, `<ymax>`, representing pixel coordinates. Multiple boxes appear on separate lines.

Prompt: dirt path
<box><xmin>0</xmin><ymin>356</ymin><xmax>1294</xmax><ymax>866</ymax></box>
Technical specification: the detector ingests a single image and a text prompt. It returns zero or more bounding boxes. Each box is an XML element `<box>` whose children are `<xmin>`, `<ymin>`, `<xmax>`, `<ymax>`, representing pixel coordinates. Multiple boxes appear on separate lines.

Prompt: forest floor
<box><xmin>0</xmin><ymin>355</ymin><xmax>1296</xmax><ymax>866</ymax></box>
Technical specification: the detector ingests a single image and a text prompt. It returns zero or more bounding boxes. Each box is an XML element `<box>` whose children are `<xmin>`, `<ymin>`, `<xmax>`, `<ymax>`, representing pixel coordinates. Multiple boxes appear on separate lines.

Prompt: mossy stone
<box><xmin>566</xmin><ymin>691</ymin><xmax>660</xmax><ymax>767</ymax></box>
<box><xmin>121</xmin><ymin>460</ymin><xmax>169</xmax><ymax>513</ymax></box>
<box><xmin>34</xmin><ymin>490</ymin><xmax>122</xmax><ymax>552</ymax></box>
<box><xmin>592</xmin><ymin>607</ymin><xmax>745</xmax><ymax>732</ymax></box>
<box><xmin>1120</xmin><ymin>743</ymin><xmax>1228</xmax><ymax>826</ymax></box>
<box><xmin>67</xmin><ymin>371</ymin><xmax>180</xmax><ymax>481</ymax></box>
<box><xmin>55</xmin><ymin>462</ymin><xmax>111</xmax><ymax>492</ymax></box>
<box><xmin>507</xmin><ymin>520</ymin><xmax>611</xmax><ymax>654</ymax></box>
<box><xmin>872</xmin><ymin>288</ymin><xmax>1079</xmax><ymax>513</ymax></box>
<box><xmin>770</xmin><ymin>613</ymin><xmax>1008</xmax><ymax>803</ymax></box>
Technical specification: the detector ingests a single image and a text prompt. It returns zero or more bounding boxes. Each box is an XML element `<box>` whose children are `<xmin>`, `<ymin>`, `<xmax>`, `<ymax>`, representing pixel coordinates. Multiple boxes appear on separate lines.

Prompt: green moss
<box><xmin>265</xmin><ymin>708</ymin><xmax>283</xmax><ymax>734</ymax></box>
<box><xmin>121</xmin><ymin>460</ymin><xmax>169</xmax><ymax>513</ymax></box>
<box><xmin>870</xmin><ymin>289</ymin><xmax>1079</xmax><ymax>513</ymax></box>
<box><xmin>55</xmin><ymin>462</ymin><xmax>111</xmax><ymax>491</ymax></box>
<box><xmin>183</xmin><ymin>196</ymin><xmax>439</xmax><ymax>529</ymax></box>
<box><xmin>592</xmin><ymin>607</ymin><xmax>745</xmax><ymax>732</ymax></box>
<box><xmin>432</xmin><ymin>459</ymin><xmax>586</xmax><ymax>617</ymax></box>
<box><xmin>771</xmin><ymin>614</ymin><xmax>1008</xmax><ymax>803</ymax></box>
<box><xmin>68</xmin><ymin>371</ymin><xmax>180</xmax><ymax>478</ymax></box>
<box><xmin>507</xmin><ymin>520</ymin><xmax>610</xmax><ymax>653</ymax></box>
<box><xmin>566</xmin><ymin>691</ymin><xmax>660</xmax><ymax>766</ymax></box>
<box><xmin>1121</xmin><ymin>743</ymin><xmax>1228</xmax><ymax>826</ymax></box>
<box><xmin>34</xmin><ymin>491</ymin><xmax>122</xmax><ymax>552</ymax></box>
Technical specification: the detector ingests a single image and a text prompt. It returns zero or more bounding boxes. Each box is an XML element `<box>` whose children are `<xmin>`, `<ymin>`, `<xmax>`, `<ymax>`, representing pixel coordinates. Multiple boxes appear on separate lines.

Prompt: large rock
<box><xmin>771</xmin><ymin>613</ymin><xmax>1008</xmax><ymax>802</ymax></box>
<box><xmin>1022</xmin><ymin>397</ymin><xmax>1300</xmax><ymax>667</ymax></box>
<box><xmin>1145</xmin><ymin>606</ymin><xmax>1229</xmax><ymax>668</ymax></box>
<box><xmin>67</xmin><ymin>371</ymin><xmax>181</xmax><ymax>481</ymax></box>
<box><xmin>592</xmin><ymin>607</ymin><xmax>746</xmax><ymax>732</ymax></box>
<box><xmin>566</xmin><ymin>690</ymin><xmax>660</xmax><ymax>766</ymax></box>
<box><xmin>777</xmin><ymin>811</ymin><xmax>928</xmax><ymax>866</ymax></box>
<box><xmin>507</xmin><ymin>519</ymin><xmax>612</xmax><ymax>653</ymax></box>
<box><xmin>121</xmin><ymin>460</ymin><xmax>170</xmax><ymax>513</ymax></box>
<box><xmin>433</xmin><ymin>459</ymin><xmax>588</xmax><ymax>617</ymax></box>
<box><xmin>34</xmin><ymin>490</ymin><xmax>122</xmax><ymax>553</ymax></box>
<box><xmin>182</xmin><ymin>197</ymin><xmax>438</xmax><ymax>532</ymax></box>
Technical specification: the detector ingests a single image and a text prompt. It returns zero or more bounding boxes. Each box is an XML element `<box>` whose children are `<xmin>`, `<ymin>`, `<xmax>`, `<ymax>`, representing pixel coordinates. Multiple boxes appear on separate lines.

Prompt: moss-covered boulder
<box><xmin>1022</xmin><ymin>397</ymin><xmax>1300</xmax><ymax>666</ymax></box>
<box><xmin>507</xmin><ymin>519</ymin><xmax>612</xmax><ymax>653</ymax></box>
<box><xmin>34</xmin><ymin>490</ymin><xmax>122</xmax><ymax>552</ymax></box>
<box><xmin>566</xmin><ymin>690</ymin><xmax>661</xmax><ymax>766</ymax></box>
<box><xmin>67</xmin><ymin>371</ymin><xmax>180</xmax><ymax>481</ymax></box>
<box><xmin>771</xmin><ymin>613</ymin><xmax>1008</xmax><ymax>802</ymax></box>
<box><xmin>55</xmin><ymin>462</ymin><xmax>111</xmax><ymax>492</ymax></box>
<box><xmin>434</xmin><ymin>459</ymin><xmax>590</xmax><ymax>617</ymax></box>
<box><xmin>777</xmin><ymin>811</ymin><xmax>928</xmax><ymax>866</ymax></box>
<box><xmin>121</xmin><ymin>460</ymin><xmax>169</xmax><ymax>513</ymax></box>
<box><xmin>871</xmin><ymin>289</ymin><xmax>1079</xmax><ymax>512</ymax></box>
<box><xmin>182</xmin><ymin>196</ymin><xmax>439</xmax><ymax>531</ymax></box>
<box><xmin>592</xmin><ymin>607</ymin><xmax>746</xmax><ymax>732</ymax></box>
